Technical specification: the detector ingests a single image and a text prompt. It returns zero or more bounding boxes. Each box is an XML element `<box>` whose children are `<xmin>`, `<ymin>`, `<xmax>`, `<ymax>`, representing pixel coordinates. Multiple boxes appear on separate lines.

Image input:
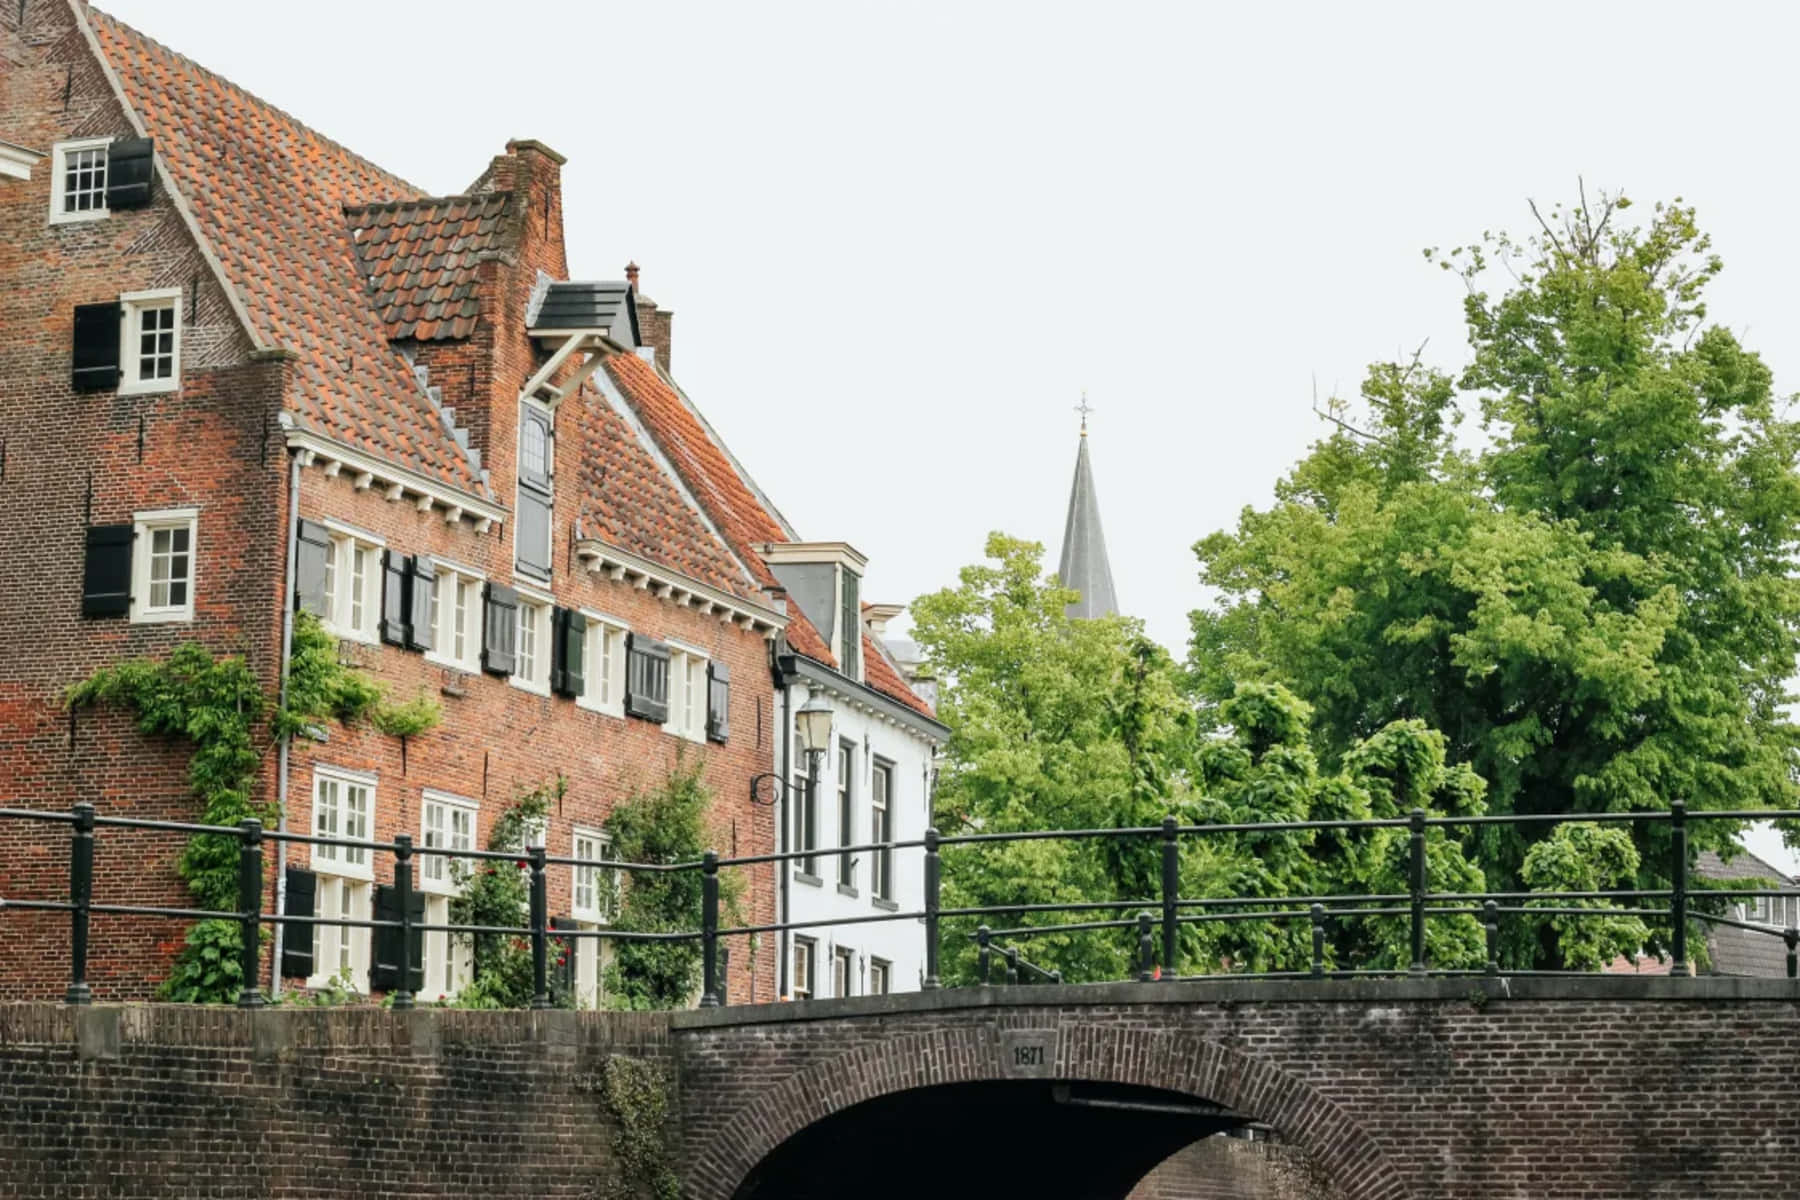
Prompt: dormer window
<box><xmin>839</xmin><ymin>566</ymin><xmax>861</xmax><ymax>680</ymax></box>
<box><xmin>759</xmin><ymin>541</ymin><xmax>869</xmax><ymax>683</ymax></box>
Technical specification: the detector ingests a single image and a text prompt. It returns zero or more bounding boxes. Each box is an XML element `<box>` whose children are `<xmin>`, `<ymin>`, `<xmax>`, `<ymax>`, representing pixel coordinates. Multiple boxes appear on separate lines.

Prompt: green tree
<box><xmin>449</xmin><ymin>777</ymin><xmax>571</xmax><ymax>1009</ymax></box>
<box><xmin>1192</xmin><ymin>192</ymin><xmax>1800</xmax><ymax>964</ymax></box>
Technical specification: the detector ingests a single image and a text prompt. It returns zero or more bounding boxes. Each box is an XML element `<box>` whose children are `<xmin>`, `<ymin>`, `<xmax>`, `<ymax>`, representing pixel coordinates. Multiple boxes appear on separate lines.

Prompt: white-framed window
<box><xmin>419</xmin><ymin>792</ymin><xmax>476</xmax><ymax>894</ymax></box>
<box><xmin>793</xmin><ymin>936</ymin><xmax>816</xmax><ymax>1001</ymax></box>
<box><xmin>311</xmin><ymin>766</ymin><xmax>374</xmax><ymax>880</ymax></box>
<box><xmin>577</xmin><ymin>614</ymin><xmax>629</xmax><ymax>718</ymax></box>
<box><xmin>833</xmin><ymin>945</ymin><xmax>854</xmax><ymax>998</ymax></box>
<box><xmin>310</xmin><ymin>873</ymin><xmax>372</xmax><ymax>992</ymax></box>
<box><xmin>572</xmin><ymin>926</ymin><xmax>605</xmax><ymax>1010</ymax></box>
<box><xmin>869</xmin><ymin>957</ymin><xmax>891</xmax><ymax>995</ymax></box>
<box><xmin>118</xmin><ymin>289</ymin><xmax>181</xmax><ymax>395</ymax></box>
<box><xmin>572</xmin><ymin>827</ymin><xmax>620</xmax><ymax>924</ymax></box>
<box><xmin>318</xmin><ymin>523</ymin><xmax>382</xmax><ymax>643</ymax></box>
<box><xmin>871</xmin><ymin>758</ymin><xmax>893</xmax><ymax>901</ymax></box>
<box><xmin>49</xmin><ymin>137</ymin><xmax>109</xmax><ymax>224</ymax></box>
<box><xmin>422</xmin><ymin>893</ymin><xmax>472</xmax><ymax>1002</ymax></box>
<box><xmin>510</xmin><ymin>591</ymin><xmax>552</xmax><ymax>695</ymax></box>
<box><xmin>130</xmin><ymin>508</ymin><xmax>197</xmax><ymax>624</ymax></box>
<box><xmin>664</xmin><ymin>645</ymin><xmax>708</xmax><ymax>742</ymax></box>
<box><xmin>427</xmin><ymin>562</ymin><xmax>484</xmax><ymax>673</ymax></box>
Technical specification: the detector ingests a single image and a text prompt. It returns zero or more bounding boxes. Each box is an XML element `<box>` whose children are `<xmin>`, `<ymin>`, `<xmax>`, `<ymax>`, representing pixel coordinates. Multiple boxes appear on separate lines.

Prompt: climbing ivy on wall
<box><xmin>449</xmin><ymin>776</ymin><xmax>576</xmax><ymax>1010</ymax></box>
<box><xmin>66</xmin><ymin>611</ymin><xmax>439</xmax><ymax>1003</ymax></box>
<box><xmin>599</xmin><ymin>1055</ymin><xmax>681</xmax><ymax>1200</ymax></box>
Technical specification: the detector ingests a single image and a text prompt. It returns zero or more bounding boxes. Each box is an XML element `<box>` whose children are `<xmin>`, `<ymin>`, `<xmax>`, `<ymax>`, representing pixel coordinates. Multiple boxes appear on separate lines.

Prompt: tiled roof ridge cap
<box><xmin>89</xmin><ymin>6</ymin><xmax>426</xmax><ymax>201</ymax></box>
<box><xmin>343</xmin><ymin>190</ymin><xmax>513</xmax><ymax>216</ymax></box>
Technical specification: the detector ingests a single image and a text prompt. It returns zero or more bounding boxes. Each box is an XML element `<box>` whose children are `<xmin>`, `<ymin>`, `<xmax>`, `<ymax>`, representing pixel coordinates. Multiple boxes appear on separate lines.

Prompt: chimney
<box><xmin>627</xmin><ymin>260</ymin><xmax>675</xmax><ymax>374</ymax></box>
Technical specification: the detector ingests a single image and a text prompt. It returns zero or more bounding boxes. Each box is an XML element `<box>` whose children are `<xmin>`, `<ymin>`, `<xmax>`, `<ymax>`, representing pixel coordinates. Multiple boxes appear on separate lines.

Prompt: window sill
<box><xmin>311</xmin><ymin>859</ymin><xmax>374</xmax><ymax>883</ymax></box>
<box><xmin>508</xmin><ymin>675</ymin><xmax>552</xmax><ymax>698</ymax></box>
<box><xmin>326</xmin><ymin>626</ymin><xmax>380</xmax><ymax>647</ymax></box>
<box><xmin>130</xmin><ymin>608</ymin><xmax>193</xmax><ymax>625</ymax></box>
<box><xmin>425</xmin><ymin>652</ymin><xmax>480</xmax><ymax>675</ymax></box>
<box><xmin>118</xmin><ymin>378</ymin><xmax>179</xmax><ymax>397</ymax></box>
<box><xmin>577</xmin><ymin>699</ymin><xmax>626</xmax><ymax>720</ymax></box>
<box><xmin>663</xmin><ymin>726</ymin><xmax>707</xmax><ymax>744</ymax></box>
<box><xmin>872</xmin><ymin>897</ymin><xmax>899</xmax><ymax>912</ymax></box>
<box><xmin>836</xmin><ymin>883</ymin><xmax>859</xmax><ymax>899</ymax></box>
<box><xmin>794</xmin><ymin>870</ymin><xmax>823</xmax><ymax>888</ymax></box>
<box><xmin>49</xmin><ymin>209</ymin><xmax>109</xmax><ymax>226</ymax></box>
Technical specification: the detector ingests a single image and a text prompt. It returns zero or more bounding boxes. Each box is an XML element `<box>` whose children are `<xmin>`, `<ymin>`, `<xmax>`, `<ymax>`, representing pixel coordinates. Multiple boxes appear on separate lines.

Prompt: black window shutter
<box><xmin>550</xmin><ymin>915</ymin><xmax>579</xmax><ymax>999</ymax></box>
<box><xmin>71</xmin><ymin>302</ymin><xmax>122</xmax><ymax>393</ymax></box>
<box><xmin>104</xmin><ymin>137</ymin><xmax>154</xmax><ymax>210</ymax></box>
<box><xmin>378</xmin><ymin>549</ymin><xmax>409</xmax><ymax>646</ymax></box>
<box><xmin>482</xmin><ymin>582</ymin><xmax>518</xmax><ymax>676</ymax></box>
<box><xmin>406</xmin><ymin>555</ymin><xmax>436</xmax><ymax>652</ymax></box>
<box><xmin>294</xmin><ymin>520</ymin><xmax>332</xmax><ymax>615</ymax></box>
<box><xmin>81</xmin><ymin>523</ymin><xmax>133</xmax><ymax>618</ymax></box>
<box><xmin>553</xmin><ymin>607</ymin><xmax>586</xmax><ymax>699</ymax></box>
<box><xmin>624</xmin><ymin>634</ymin><xmax>670</xmax><ymax>723</ymax></box>
<box><xmin>707</xmin><ymin>660</ymin><xmax>731</xmax><ymax>743</ymax></box>
<box><xmin>280</xmin><ymin>867</ymin><xmax>317</xmax><ymax>979</ymax></box>
<box><xmin>369</xmin><ymin>883</ymin><xmax>423</xmax><ymax>992</ymax></box>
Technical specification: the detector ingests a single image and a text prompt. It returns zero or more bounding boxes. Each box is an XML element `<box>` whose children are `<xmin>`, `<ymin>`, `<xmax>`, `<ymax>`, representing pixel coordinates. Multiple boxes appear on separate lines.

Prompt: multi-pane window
<box><xmin>793</xmin><ymin>936</ymin><xmax>816</xmax><ymax>1000</ymax></box>
<box><xmin>50</xmin><ymin>139</ymin><xmax>108</xmax><ymax>222</ymax></box>
<box><xmin>837</xmin><ymin>740</ymin><xmax>855</xmax><ymax>887</ymax></box>
<box><xmin>871</xmin><ymin>760</ymin><xmax>893</xmax><ymax>901</ymax></box>
<box><xmin>578</xmin><ymin>618</ymin><xmax>628</xmax><ymax>717</ymax></box>
<box><xmin>512</xmin><ymin>596</ymin><xmax>551</xmax><ymax>692</ymax></box>
<box><xmin>423</xmin><ymin>894</ymin><xmax>471</xmax><ymax>1000</ymax></box>
<box><xmin>420</xmin><ymin>794</ymin><xmax>475</xmax><ymax>889</ymax></box>
<box><xmin>663</xmin><ymin>648</ymin><xmax>708</xmax><ymax>741</ymax></box>
<box><xmin>118</xmin><ymin>290</ymin><xmax>181</xmax><ymax>395</ymax></box>
<box><xmin>515</xmin><ymin>400</ymin><xmax>553</xmax><ymax>577</ymax></box>
<box><xmin>310</xmin><ymin>875</ymin><xmax>371</xmax><ymax>991</ymax></box>
<box><xmin>793</xmin><ymin>732</ymin><xmax>819</xmax><ymax>877</ymax></box>
<box><xmin>833</xmin><ymin>946</ymin><xmax>854</xmax><ymax>998</ymax></box>
<box><xmin>869</xmin><ymin>957</ymin><xmax>891</xmax><ymax>995</ymax></box>
<box><xmin>572</xmin><ymin>829</ymin><xmax>619</xmax><ymax>923</ymax></box>
<box><xmin>429</xmin><ymin>566</ymin><xmax>483</xmax><ymax>672</ymax></box>
<box><xmin>131</xmin><ymin>509</ymin><xmax>196</xmax><ymax>623</ymax></box>
<box><xmin>312</xmin><ymin>768</ymin><xmax>372</xmax><ymax>876</ymax></box>
<box><xmin>318</xmin><ymin>527</ymin><xmax>382</xmax><ymax>642</ymax></box>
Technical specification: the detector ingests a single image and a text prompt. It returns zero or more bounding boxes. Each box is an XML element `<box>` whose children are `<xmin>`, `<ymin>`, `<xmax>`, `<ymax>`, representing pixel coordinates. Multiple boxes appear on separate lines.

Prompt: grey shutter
<box><xmin>378</xmin><ymin>549</ymin><xmax>409</xmax><ymax>646</ymax></box>
<box><xmin>550</xmin><ymin>915</ymin><xmax>578</xmax><ymax>1000</ymax></box>
<box><xmin>294</xmin><ymin>520</ymin><xmax>332</xmax><ymax>615</ymax></box>
<box><xmin>553</xmin><ymin>607</ymin><xmax>586</xmax><ymax>698</ymax></box>
<box><xmin>624</xmin><ymin>634</ymin><xmax>670</xmax><ymax>723</ymax></box>
<box><xmin>81</xmin><ymin>523</ymin><xmax>133</xmax><ymax>618</ymax></box>
<box><xmin>516</xmin><ymin>491</ymin><xmax>552</xmax><ymax>578</ymax></box>
<box><xmin>840</xmin><ymin>570</ymin><xmax>861</xmax><ymax>678</ymax></box>
<box><xmin>280</xmin><ymin>867</ymin><xmax>317</xmax><ymax>979</ymax></box>
<box><xmin>71</xmin><ymin>302</ymin><xmax>122</xmax><ymax>393</ymax></box>
<box><xmin>406</xmin><ymin>555</ymin><xmax>436</xmax><ymax>652</ymax></box>
<box><xmin>707</xmin><ymin>660</ymin><xmax>730</xmax><ymax>742</ymax></box>
<box><xmin>105</xmin><ymin>137</ymin><xmax>154</xmax><ymax>210</ymax></box>
<box><xmin>482</xmin><ymin>582</ymin><xmax>518</xmax><ymax>675</ymax></box>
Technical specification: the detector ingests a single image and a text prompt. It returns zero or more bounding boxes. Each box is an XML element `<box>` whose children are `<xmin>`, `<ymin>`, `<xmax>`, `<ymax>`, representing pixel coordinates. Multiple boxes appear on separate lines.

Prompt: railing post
<box><xmin>922</xmin><ymin>827</ymin><xmax>941</xmax><ymax>990</ymax></box>
<box><xmin>1783</xmin><ymin>927</ymin><xmax>1796</xmax><ymax>981</ymax></box>
<box><xmin>1136</xmin><ymin>911</ymin><xmax>1155</xmax><ymax>982</ymax></box>
<box><xmin>1310</xmin><ymin>903</ymin><xmax>1325</xmax><ymax>979</ymax></box>
<box><xmin>1160</xmin><ymin>814</ymin><xmax>1179</xmax><ymax>981</ymax></box>
<box><xmin>1004</xmin><ymin>945</ymin><xmax>1020</xmax><ymax>985</ymax></box>
<box><xmin>1668</xmin><ymin>800</ymin><xmax>1690</xmax><ymax>978</ymax></box>
<box><xmin>66</xmin><ymin>802</ymin><xmax>95</xmax><ymax>1005</ymax></box>
<box><xmin>977</xmin><ymin>925</ymin><xmax>992</xmax><ymax>986</ymax></box>
<box><xmin>391</xmin><ymin>833</ymin><xmax>415</xmax><ymax>1012</ymax></box>
<box><xmin>1483</xmin><ymin>900</ymin><xmax>1500</xmax><ymax>977</ymax></box>
<box><xmin>700</xmin><ymin>850</ymin><xmax>721</xmax><ymax>1008</ymax></box>
<box><xmin>1408</xmin><ymin>807</ymin><xmax>1427</xmax><ymax>975</ymax></box>
<box><xmin>236</xmin><ymin>818</ymin><xmax>266</xmax><ymax>1009</ymax></box>
<box><xmin>528</xmin><ymin>844</ymin><xmax>550</xmax><ymax>1009</ymax></box>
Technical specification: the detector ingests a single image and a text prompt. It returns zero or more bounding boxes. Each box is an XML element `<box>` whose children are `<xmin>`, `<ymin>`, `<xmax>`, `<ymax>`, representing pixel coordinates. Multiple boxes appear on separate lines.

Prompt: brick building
<box><xmin>0</xmin><ymin>1</ymin><xmax>942</xmax><ymax>1006</ymax></box>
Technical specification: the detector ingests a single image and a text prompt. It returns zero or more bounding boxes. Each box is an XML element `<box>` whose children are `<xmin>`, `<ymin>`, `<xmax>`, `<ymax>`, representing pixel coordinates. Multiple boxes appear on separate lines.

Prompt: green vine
<box><xmin>449</xmin><ymin>776</ymin><xmax>576</xmax><ymax>1010</ymax></box>
<box><xmin>599</xmin><ymin>1055</ymin><xmax>681</xmax><ymax>1200</ymax></box>
<box><xmin>66</xmin><ymin>610</ymin><xmax>439</xmax><ymax>1002</ymax></box>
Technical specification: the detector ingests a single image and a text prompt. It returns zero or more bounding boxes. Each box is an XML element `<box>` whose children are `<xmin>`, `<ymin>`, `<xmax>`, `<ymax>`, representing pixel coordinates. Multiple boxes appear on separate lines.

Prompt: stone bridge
<box><xmin>2</xmin><ymin>977</ymin><xmax>1796</xmax><ymax>1198</ymax></box>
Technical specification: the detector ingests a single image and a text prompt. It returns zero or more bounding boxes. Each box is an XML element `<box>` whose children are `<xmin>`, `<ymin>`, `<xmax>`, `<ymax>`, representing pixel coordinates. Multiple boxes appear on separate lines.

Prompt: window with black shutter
<box><xmin>624</xmin><ymin>633</ymin><xmax>670</xmax><ymax>722</ymax></box>
<box><xmin>369</xmin><ymin>883</ymin><xmax>425</xmax><ymax>993</ymax></box>
<box><xmin>280</xmin><ymin>867</ymin><xmax>318</xmax><ymax>979</ymax></box>
<box><xmin>104</xmin><ymin>137</ymin><xmax>154</xmax><ymax>210</ymax></box>
<box><xmin>552</xmin><ymin>607</ymin><xmax>586</xmax><ymax>698</ymax></box>
<box><xmin>294</xmin><ymin>519</ymin><xmax>332</xmax><ymax>615</ymax></box>
<box><xmin>406</xmin><ymin>555</ymin><xmax>436</xmax><ymax>653</ymax></box>
<box><xmin>71</xmin><ymin>302</ymin><xmax>121</xmax><ymax>392</ymax></box>
<box><xmin>378</xmin><ymin>549</ymin><xmax>410</xmax><ymax>646</ymax></box>
<box><xmin>482</xmin><ymin>582</ymin><xmax>519</xmax><ymax>675</ymax></box>
<box><xmin>840</xmin><ymin>569</ymin><xmax>861</xmax><ymax>678</ymax></box>
<box><xmin>81</xmin><ymin>523</ymin><xmax>133</xmax><ymax>617</ymax></box>
<box><xmin>706</xmin><ymin>661</ymin><xmax>730</xmax><ymax>742</ymax></box>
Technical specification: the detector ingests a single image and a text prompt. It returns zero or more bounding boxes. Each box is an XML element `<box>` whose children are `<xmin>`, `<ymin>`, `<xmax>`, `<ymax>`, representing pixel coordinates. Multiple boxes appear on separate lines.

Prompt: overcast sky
<box><xmin>103</xmin><ymin>1</ymin><xmax>1799</xmax><ymax>868</ymax></box>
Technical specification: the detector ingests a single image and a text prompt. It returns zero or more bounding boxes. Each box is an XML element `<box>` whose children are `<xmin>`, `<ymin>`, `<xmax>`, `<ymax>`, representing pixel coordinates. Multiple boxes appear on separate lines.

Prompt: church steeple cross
<box><xmin>1075</xmin><ymin>391</ymin><xmax>1094</xmax><ymax>436</ymax></box>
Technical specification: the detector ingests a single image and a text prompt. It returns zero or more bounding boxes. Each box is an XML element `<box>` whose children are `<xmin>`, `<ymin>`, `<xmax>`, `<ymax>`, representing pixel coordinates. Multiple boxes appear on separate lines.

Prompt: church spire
<box><xmin>1058</xmin><ymin>397</ymin><xmax>1118</xmax><ymax>619</ymax></box>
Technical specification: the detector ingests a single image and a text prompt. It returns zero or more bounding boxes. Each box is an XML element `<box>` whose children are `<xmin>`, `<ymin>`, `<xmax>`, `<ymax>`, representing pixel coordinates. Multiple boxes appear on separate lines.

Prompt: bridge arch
<box><xmin>684</xmin><ymin>1019</ymin><xmax>1412</xmax><ymax>1200</ymax></box>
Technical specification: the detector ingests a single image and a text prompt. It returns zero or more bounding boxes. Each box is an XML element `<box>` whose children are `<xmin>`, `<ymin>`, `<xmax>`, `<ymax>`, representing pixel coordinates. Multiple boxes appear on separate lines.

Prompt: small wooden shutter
<box><xmin>104</xmin><ymin>137</ymin><xmax>154</xmax><ymax>210</ymax></box>
<box><xmin>482</xmin><ymin>582</ymin><xmax>519</xmax><ymax>675</ymax></box>
<box><xmin>624</xmin><ymin>634</ymin><xmax>670</xmax><ymax>722</ymax></box>
<box><xmin>379</xmin><ymin>549</ymin><xmax>410</xmax><ymax>646</ymax></box>
<box><xmin>280</xmin><ymin>867</ymin><xmax>317</xmax><ymax>979</ymax></box>
<box><xmin>81</xmin><ymin>523</ymin><xmax>134</xmax><ymax>618</ymax></box>
<box><xmin>71</xmin><ymin>302</ymin><xmax>122</xmax><ymax>393</ymax></box>
<box><xmin>707</xmin><ymin>660</ymin><xmax>731</xmax><ymax>742</ymax></box>
<box><xmin>550</xmin><ymin>915</ymin><xmax>579</xmax><ymax>1000</ymax></box>
<box><xmin>294</xmin><ymin>520</ymin><xmax>332</xmax><ymax>615</ymax></box>
<box><xmin>369</xmin><ymin>884</ymin><xmax>426</xmax><ymax>993</ymax></box>
<box><xmin>553</xmin><ymin>607</ymin><xmax>586</xmax><ymax>699</ymax></box>
<box><xmin>516</xmin><ymin>491</ymin><xmax>552</xmax><ymax>578</ymax></box>
<box><xmin>406</xmin><ymin>555</ymin><xmax>436</xmax><ymax>652</ymax></box>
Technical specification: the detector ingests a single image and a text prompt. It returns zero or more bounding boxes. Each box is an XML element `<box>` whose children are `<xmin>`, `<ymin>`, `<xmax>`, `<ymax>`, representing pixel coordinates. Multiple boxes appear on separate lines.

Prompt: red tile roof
<box><xmin>345</xmin><ymin>193</ymin><xmax>513</xmax><ymax>341</ymax></box>
<box><xmin>604</xmin><ymin>354</ymin><xmax>934</xmax><ymax>717</ymax></box>
<box><xmin>88</xmin><ymin>11</ymin><xmax>489</xmax><ymax>499</ymax></box>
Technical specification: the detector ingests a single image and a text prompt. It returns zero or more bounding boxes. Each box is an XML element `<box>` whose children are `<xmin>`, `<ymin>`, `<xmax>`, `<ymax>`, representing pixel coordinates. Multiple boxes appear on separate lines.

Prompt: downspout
<box><xmin>776</xmin><ymin>681</ymin><xmax>790</xmax><ymax>1001</ymax></box>
<box><xmin>269</xmin><ymin>450</ymin><xmax>302</xmax><ymax>998</ymax></box>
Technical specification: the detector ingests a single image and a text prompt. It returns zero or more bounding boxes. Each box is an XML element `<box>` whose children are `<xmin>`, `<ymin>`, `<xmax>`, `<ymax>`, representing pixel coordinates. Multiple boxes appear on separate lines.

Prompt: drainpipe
<box><xmin>269</xmin><ymin>451</ymin><xmax>302</xmax><ymax>999</ymax></box>
<box><xmin>776</xmin><ymin>682</ymin><xmax>790</xmax><ymax>1001</ymax></box>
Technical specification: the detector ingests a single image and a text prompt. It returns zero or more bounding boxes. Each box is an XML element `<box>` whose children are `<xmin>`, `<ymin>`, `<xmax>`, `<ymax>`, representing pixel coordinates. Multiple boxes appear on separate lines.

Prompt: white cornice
<box><xmin>573</xmin><ymin>539</ymin><xmax>787</xmax><ymax>634</ymax></box>
<box><xmin>285</xmin><ymin>429</ymin><xmax>507</xmax><ymax>528</ymax></box>
<box><xmin>757</xmin><ymin>540</ymin><xmax>869</xmax><ymax>572</ymax></box>
<box><xmin>0</xmin><ymin>141</ymin><xmax>42</xmax><ymax>180</ymax></box>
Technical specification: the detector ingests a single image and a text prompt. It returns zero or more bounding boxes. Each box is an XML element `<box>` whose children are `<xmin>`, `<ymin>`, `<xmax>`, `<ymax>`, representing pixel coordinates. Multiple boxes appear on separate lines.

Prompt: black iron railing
<box><xmin>2</xmin><ymin>801</ymin><xmax>1798</xmax><ymax>1009</ymax></box>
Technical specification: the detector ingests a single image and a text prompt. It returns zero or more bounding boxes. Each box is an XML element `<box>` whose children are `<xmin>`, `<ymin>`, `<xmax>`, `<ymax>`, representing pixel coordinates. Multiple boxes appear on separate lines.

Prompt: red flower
<box><xmin>556</xmin><ymin>955</ymin><xmax>567</xmax><ymax>966</ymax></box>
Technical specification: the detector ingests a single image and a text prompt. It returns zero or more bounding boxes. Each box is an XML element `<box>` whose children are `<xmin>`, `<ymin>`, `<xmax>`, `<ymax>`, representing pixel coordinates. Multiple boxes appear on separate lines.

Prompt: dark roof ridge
<box><xmin>89</xmin><ymin>6</ymin><xmax>425</xmax><ymax>200</ymax></box>
<box><xmin>343</xmin><ymin>191</ymin><xmax>512</xmax><ymax>216</ymax></box>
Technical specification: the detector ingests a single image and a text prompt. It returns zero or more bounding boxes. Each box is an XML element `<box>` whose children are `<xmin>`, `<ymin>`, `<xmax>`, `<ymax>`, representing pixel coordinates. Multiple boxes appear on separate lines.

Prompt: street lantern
<box><xmin>795</xmin><ymin>686</ymin><xmax>834</xmax><ymax>756</ymax></box>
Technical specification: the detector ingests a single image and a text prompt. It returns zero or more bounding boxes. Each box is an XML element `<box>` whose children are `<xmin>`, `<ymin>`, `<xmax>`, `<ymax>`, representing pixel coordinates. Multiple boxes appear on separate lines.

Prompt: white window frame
<box><xmin>426</xmin><ymin>560</ymin><xmax>485</xmax><ymax>673</ymax></box>
<box><xmin>571</xmin><ymin>826</ymin><xmax>619</xmax><ymax>925</ymax></box>
<box><xmin>869</xmin><ymin>956</ymin><xmax>891</xmax><ymax>995</ymax></box>
<box><xmin>419</xmin><ymin>791</ymin><xmax>477</xmax><ymax>895</ymax></box>
<box><xmin>832</xmin><ymin>945</ymin><xmax>855</xmax><ymax>998</ymax></box>
<box><xmin>577</xmin><ymin>611</ymin><xmax>629</xmax><ymax>718</ymax></box>
<box><xmin>130</xmin><ymin>507</ymin><xmax>197</xmax><ymax>624</ymax></box>
<box><xmin>510</xmin><ymin>589</ymin><xmax>553</xmax><ymax>695</ymax></box>
<box><xmin>871</xmin><ymin>758</ymin><xmax>893</xmax><ymax>901</ymax></box>
<box><xmin>310</xmin><ymin>765</ymin><xmax>375</xmax><ymax>882</ymax></box>
<box><xmin>793</xmin><ymin>936</ymin><xmax>816</xmax><ymax>1001</ymax></box>
<box><xmin>310</xmin><ymin>874</ymin><xmax>372</xmax><ymax>992</ymax></box>
<box><xmin>118</xmin><ymin>288</ymin><xmax>182</xmax><ymax>396</ymax></box>
<box><xmin>48</xmin><ymin>137</ymin><xmax>110</xmax><ymax>225</ymax></box>
<box><xmin>422</xmin><ymin>892</ymin><xmax>472</xmax><ymax>1002</ymax></box>
<box><xmin>572</xmin><ymin>923</ymin><xmax>605</xmax><ymax>1010</ymax></box>
<box><xmin>663</xmin><ymin>643</ymin><xmax>708</xmax><ymax>743</ymax></box>
<box><xmin>319</xmin><ymin>521</ymin><xmax>383</xmax><ymax>644</ymax></box>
